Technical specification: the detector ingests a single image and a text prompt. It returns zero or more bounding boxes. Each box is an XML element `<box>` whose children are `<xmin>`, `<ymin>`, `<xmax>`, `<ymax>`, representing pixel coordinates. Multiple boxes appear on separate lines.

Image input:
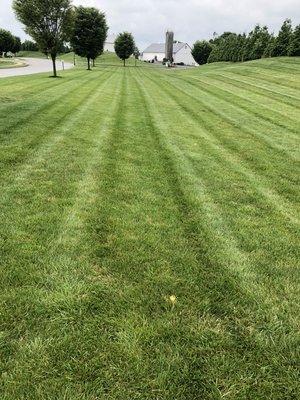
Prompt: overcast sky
<box><xmin>1</xmin><ymin>0</ymin><xmax>299</xmax><ymax>50</ymax></box>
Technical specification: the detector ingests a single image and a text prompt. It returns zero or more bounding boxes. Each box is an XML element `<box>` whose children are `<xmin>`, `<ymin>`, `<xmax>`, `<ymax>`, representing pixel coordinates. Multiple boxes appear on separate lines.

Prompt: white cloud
<box><xmin>1</xmin><ymin>0</ymin><xmax>299</xmax><ymax>50</ymax></box>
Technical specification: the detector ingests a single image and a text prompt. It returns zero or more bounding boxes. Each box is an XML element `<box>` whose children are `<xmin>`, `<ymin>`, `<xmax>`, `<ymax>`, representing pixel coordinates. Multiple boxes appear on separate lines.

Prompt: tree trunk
<box><xmin>92</xmin><ymin>59</ymin><xmax>95</xmax><ymax>67</ymax></box>
<box><xmin>87</xmin><ymin>57</ymin><xmax>91</xmax><ymax>70</ymax></box>
<box><xmin>51</xmin><ymin>53</ymin><xmax>57</xmax><ymax>77</ymax></box>
<box><xmin>123</xmin><ymin>59</ymin><xmax>125</xmax><ymax>67</ymax></box>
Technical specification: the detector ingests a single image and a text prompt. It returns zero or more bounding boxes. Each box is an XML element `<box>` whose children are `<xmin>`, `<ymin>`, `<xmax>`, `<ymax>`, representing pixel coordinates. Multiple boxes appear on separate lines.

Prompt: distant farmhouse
<box><xmin>141</xmin><ymin>41</ymin><xmax>197</xmax><ymax>66</ymax></box>
<box><xmin>104</xmin><ymin>34</ymin><xmax>117</xmax><ymax>52</ymax></box>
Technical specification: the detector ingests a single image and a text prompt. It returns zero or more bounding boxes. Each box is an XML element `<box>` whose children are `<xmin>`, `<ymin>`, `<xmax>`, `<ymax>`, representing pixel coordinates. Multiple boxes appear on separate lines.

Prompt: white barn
<box><xmin>104</xmin><ymin>34</ymin><xmax>117</xmax><ymax>52</ymax></box>
<box><xmin>141</xmin><ymin>42</ymin><xmax>196</xmax><ymax>66</ymax></box>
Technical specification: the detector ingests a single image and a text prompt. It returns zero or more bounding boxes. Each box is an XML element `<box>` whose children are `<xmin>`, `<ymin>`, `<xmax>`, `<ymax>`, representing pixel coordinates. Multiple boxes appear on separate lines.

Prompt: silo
<box><xmin>165</xmin><ymin>31</ymin><xmax>174</xmax><ymax>62</ymax></box>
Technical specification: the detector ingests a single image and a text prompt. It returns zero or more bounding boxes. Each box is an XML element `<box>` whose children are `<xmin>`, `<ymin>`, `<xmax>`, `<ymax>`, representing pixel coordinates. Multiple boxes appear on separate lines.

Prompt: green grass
<box><xmin>0</xmin><ymin>59</ymin><xmax>27</xmax><ymax>69</ymax></box>
<box><xmin>0</xmin><ymin>59</ymin><xmax>14</xmax><ymax>67</ymax></box>
<box><xmin>17</xmin><ymin>50</ymin><xmax>47</xmax><ymax>58</ymax></box>
<box><xmin>17</xmin><ymin>51</ymin><xmax>144</xmax><ymax>67</ymax></box>
<box><xmin>0</xmin><ymin>57</ymin><xmax>299</xmax><ymax>400</ymax></box>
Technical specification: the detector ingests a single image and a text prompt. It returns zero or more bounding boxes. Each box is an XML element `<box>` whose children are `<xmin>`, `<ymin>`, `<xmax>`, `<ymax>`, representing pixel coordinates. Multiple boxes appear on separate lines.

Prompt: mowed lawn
<box><xmin>0</xmin><ymin>57</ymin><xmax>299</xmax><ymax>399</ymax></box>
<box><xmin>0</xmin><ymin>60</ymin><xmax>16</xmax><ymax>68</ymax></box>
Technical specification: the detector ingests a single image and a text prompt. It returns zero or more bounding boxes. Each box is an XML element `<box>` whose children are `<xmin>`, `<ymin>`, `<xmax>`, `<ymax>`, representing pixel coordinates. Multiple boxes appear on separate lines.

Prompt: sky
<box><xmin>1</xmin><ymin>0</ymin><xmax>299</xmax><ymax>50</ymax></box>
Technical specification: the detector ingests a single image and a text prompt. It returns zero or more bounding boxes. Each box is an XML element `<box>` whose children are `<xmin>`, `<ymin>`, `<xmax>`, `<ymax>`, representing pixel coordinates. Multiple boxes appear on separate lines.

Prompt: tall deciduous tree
<box><xmin>272</xmin><ymin>19</ymin><xmax>293</xmax><ymax>57</ymax></box>
<box><xmin>114</xmin><ymin>32</ymin><xmax>135</xmax><ymax>66</ymax></box>
<box><xmin>13</xmin><ymin>0</ymin><xmax>73</xmax><ymax>77</ymax></box>
<box><xmin>71</xmin><ymin>6</ymin><xmax>108</xmax><ymax>71</ymax></box>
<box><xmin>263</xmin><ymin>35</ymin><xmax>276</xmax><ymax>58</ymax></box>
<box><xmin>191</xmin><ymin>41</ymin><xmax>213</xmax><ymax>65</ymax></box>
<box><xmin>0</xmin><ymin>29</ymin><xmax>14</xmax><ymax>56</ymax></box>
<box><xmin>12</xmin><ymin>36</ymin><xmax>21</xmax><ymax>55</ymax></box>
<box><xmin>288</xmin><ymin>25</ymin><xmax>300</xmax><ymax>56</ymax></box>
<box><xmin>245</xmin><ymin>25</ymin><xmax>270</xmax><ymax>60</ymax></box>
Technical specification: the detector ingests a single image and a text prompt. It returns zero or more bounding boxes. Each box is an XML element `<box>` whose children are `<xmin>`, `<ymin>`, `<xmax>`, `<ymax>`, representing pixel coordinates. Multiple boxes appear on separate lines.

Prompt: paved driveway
<box><xmin>0</xmin><ymin>57</ymin><xmax>74</xmax><ymax>78</ymax></box>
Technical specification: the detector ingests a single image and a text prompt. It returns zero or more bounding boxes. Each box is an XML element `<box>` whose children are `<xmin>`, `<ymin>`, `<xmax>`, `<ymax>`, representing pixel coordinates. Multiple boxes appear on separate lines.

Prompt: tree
<box><xmin>71</xmin><ymin>6</ymin><xmax>108</xmax><ymax>70</ymax></box>
<box><xmin>263</xmin><ymin>35</ymin><xmax>276</xmax><ymax>58</ymax></box>
<box><xmin>272</xmin><ymin>19</ymin><xmax>293</xmax><ymax>57</ymax></box>
<box><xmin>236</xmin><ymin>34</ymin><xmax>247</xmax><ymax>62</ymax></box>
<box><xmin>21</xmin><ymin>39</ymin><xmax>38</xmax><ymax>51</ymax></box>
<box><xmin>191</xmin><ymin>40</ymin><xmax>213</xmax><ymax>65</ymax></box>
<box><xmin>114</xmin><ymin>32</ymin><xmax>135</xmax><ymax>66</ymax></box>
<box><xmin>288</xmin><ymin>25</ymin><xmax>300</xmax><ymax>56</ymax></box>
<box><xmin>11</xmin><ymin>36</ymin><xmax>21</xmax><ymax>55</ymax></box>
<box><xmin>13</xmin><ymin>0</ymin><xmax>73</xmax><ymax>77</ymax></box>
<box><xmin>224</xmin><ymin>33</ymin><xmax>240</xmax><ymax>62</ymax></box>
<box><xmin>133</xmin><ymin>45</ymin><xmax>140</xmax><ymax>66</ymax></box>
<box><xmin>207</xmin><ymin>45</ymin><xmax>219</xmax><ymax>63</ymax></box>
<box><xmin>0</xmin><ymin>29</ymin><xmax>14</xmax><ymax>56</ymax></box>
<box><xmin>207</xmin><ymin>32</ymin><xmax>241</xmax><ymax>63</ymax></box>
<box><xmin>245</xmin><ymin>25</ymin><xmax>270</xmax><ymax>60</ymax></box>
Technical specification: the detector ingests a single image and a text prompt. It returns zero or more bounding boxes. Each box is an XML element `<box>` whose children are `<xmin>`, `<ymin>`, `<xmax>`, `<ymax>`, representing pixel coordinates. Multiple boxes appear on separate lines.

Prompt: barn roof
<box><xmin>143</xmin><ymin>42</ymin><xmax>188</xmax><ymax>54</ymax></box>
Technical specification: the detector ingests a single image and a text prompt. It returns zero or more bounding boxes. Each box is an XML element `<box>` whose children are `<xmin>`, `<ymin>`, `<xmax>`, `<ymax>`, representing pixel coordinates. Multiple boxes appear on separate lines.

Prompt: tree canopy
<box><xmin>288</xmin><ymin>24</ymin><xmax>300</xmax><ymax>56</ymax></box>
<box><xmin>202</xmin><ymin>18</ymin><xmax>298</xmax><ymax>64</ymax></box>
<box><xmin>71</xmin><ymin>6</ymin><xmax>108</xmax><ymax>70</ymax></box>
<box><xmin>273</xmin><ymin>19</ymin><xmax>293</xmax><ymax>57</ymax></box>
<box><xmin>13</xmin><ymin>0</ymin><xmax>73</xmax><ymax>77</ymax></box>
<box><xmin>191</xmin><ymin>41</ymin><xmax>213</xmax><ymax>65</ymax></box>
<box><xmin>11</xmin><ymin>36</ymin><xmax>21</xmax><ymax>54</ymax></box>
<box><xmin>0</xmin><ymin>29</ymin><xmax>15</xmax><ymax>55</ymax></box>
<box><xmin>114</xmin><ymin>32</ymin><xmax>135</xmax><ymax>66</ymax></box>
<box><xmin>21</xmin><ymin>39</ymin><xmax>39</xmax><ymax>51</ymax></box>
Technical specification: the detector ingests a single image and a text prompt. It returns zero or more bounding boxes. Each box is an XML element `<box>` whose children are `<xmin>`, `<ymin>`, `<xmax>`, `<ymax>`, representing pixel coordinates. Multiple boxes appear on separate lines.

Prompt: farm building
<box><xmin>141</xmin><ymin>42</ymin><xmax>197</xmax><ymax>66</ymax></box>
<box><xmin>104</xmin><ymin>34</ymin><xmax>117</xmax><ymax>52</ymax></box>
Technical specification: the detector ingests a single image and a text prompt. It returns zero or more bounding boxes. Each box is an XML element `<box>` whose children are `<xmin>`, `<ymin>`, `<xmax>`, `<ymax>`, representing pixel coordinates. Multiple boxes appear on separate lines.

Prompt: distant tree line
<box><xmin>20</xmin><ymin>39</ymin><xmax>38</xmax><ymax>52</ymax></box>
<box><xmin>0</xmin><ymin>29</ymin><xmax>71</xmax><ymax>58</ymax></box>
<box><xmin>192</xmin><ymin>19</ymin><xmax>300</xmax><ymax>65</ymax></box>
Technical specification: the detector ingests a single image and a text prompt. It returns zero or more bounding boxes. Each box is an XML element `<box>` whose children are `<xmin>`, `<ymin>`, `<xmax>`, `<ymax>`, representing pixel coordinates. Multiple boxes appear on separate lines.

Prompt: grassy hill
<box><xmin>0</xmin><ymin>57</ymin><xmax>299</xmax><ymax>399</ymax></box>
<box><xmin>17</xmin><ymin>50</ymin><xmax>144</xmax><ymax>67</ymax></box>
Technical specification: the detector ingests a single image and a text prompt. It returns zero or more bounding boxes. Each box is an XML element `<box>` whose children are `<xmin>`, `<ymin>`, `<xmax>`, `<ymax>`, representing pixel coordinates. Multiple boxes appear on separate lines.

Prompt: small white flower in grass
<box><xmin>169</xmin><ymin>295</ymin><xmax>176</xmax><ymax>304</ymax></box>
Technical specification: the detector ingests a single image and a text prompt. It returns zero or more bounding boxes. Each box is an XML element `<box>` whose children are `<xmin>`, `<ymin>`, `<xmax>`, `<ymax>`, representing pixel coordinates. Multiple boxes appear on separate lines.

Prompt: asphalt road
<box><xmin>0</xmin><ymin>57</ymin><xmax>74</xmax><ymax>78</ymax></box>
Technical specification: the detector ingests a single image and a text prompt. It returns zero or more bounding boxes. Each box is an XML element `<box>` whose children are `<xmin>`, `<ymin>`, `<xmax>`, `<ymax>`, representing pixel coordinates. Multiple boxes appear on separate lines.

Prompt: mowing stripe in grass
<box><xmin>0</xmin><ymin>70</ymin><xmax>119</xmax><ymax>280</ymax></box>
<box><xmin>0</xmin><ymin>70</ymin><xmax>84</xmax><ymax>94</ymax></box>
<box><xmin>0</xmin><ymin>59</ymin><xmax>299</xmax><ymax>399</ymax></box>
<box><xmin>231</xmin><ymin>61</ymin><xmax>300</xmax><ymax>80</ymax></box>
<box><xmin>0</xmin><ymin>69</ymin><xmax>115</xmax><ymax>179</ymax></box>
<box><xmin>161</xmin><ymin>72</ymin><xmax>299</xmax><ymax>155</ymax></box>
<box><xmin>41</xmin><ymin>71</ymin><xmax>124</xmax><ymax>286</ymax></box>
<box><xmin>184</xmin><ymin>74</ymin><xmax>300</xmax><ymax>132</ymax></box>
<box><xmin>0</xmin><ymin>69</ymin><xmax>137</xmax><ymax>400</ymax></box>
<box><xmin>131</xmin><ymin>69</ymin><xmax>299</xmax><ymax>399</ymax></box>
<box><xmin>222</xmin><ymin>71</ymin><xmax>300</xmax><ymax>106</ymax></box>
<box><xmin>0</xmin><ymin>69</ymin><xmax>89</xmax><ymax>116</ymax></box>
<box><xmin>1</xmin><ymin>69</ymin><xmax>117</xmax><ymax>179</ymax></box>
<box><xmin>252</xmin><ymin>63</ymin><xmax>300</xmax><ymax>76</ymax></box>
<box><xmin>0</xmin><ymin>72</ymin><xmax>127</xmax><ymax>397</ymax></box>
<box><xmin>227</xmin><ymin>68</ymin><xmax>300</xmax><ymax>98</ymax></box>
<box><xmin>83</xmin><ymin>67</ymin><xmax>256</xmax><ymax>396</ymax></box>
<box><xmin>209</xmin><ymin>73</ymin><xmax>300</xmax><ymax>110</ymax></box>
<box><xmin>136</xmin><ymin>68</ymin><xmax>299</xmax><ymax>300</ymax></box>
<box><xmin>137</xmin><ymin>68</ymin><xmax>299</xmax><ymax>274</ymax></box>
<box><xmin>0</xmin><ymin>69</ymin><xmax>112</xmax><ymax>139</ymax></box>
<box><xmin>140</xmin><ymin>69</ymin><xmax>300</xmax><ymax>211</ymax></box>
<box><xmin>156</xmin><ymin>72</ymin><xmax>299</xmax><ymax>161</ymax></box>
<box><xmin>137</xmin><ymin>66</ymin><xmax>300</xmax><ymax>312</ymax></box>
<box><xmin>157</xmin><ymin>69</ymin><xmax>300</xmax><ymax>176</ymax></box>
